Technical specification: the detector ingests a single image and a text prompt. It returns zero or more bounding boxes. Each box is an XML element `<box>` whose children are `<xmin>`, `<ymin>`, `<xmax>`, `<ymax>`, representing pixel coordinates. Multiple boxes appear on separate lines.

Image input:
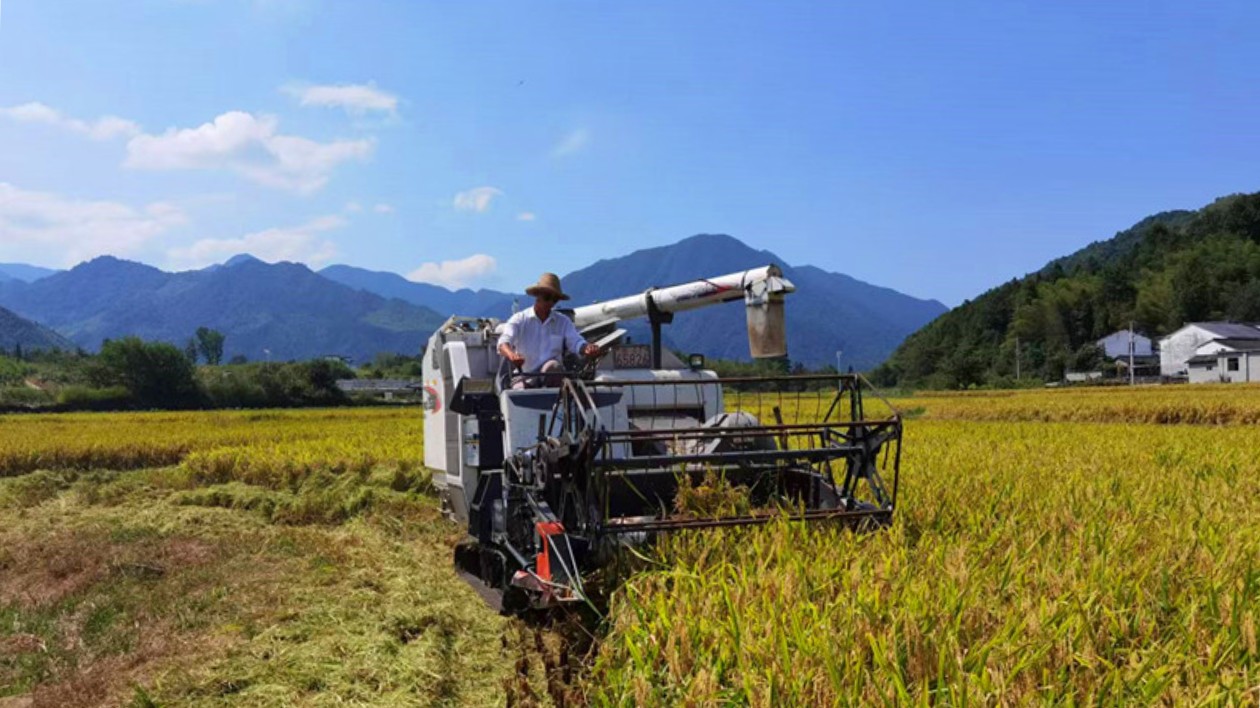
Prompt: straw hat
<box><xmin>525</xmin><ymin>272</ymin><xmax>570</xmax><ymax>301</ymax></box>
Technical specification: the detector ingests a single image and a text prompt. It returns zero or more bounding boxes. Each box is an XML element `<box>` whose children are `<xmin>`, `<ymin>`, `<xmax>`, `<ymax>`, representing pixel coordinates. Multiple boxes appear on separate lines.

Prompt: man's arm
<box><xmin>497</xmin><ymin>316</ymin><xmax>526</xmax><ymax>368</ymax></box>
<box><xmin>563</xmin><ymin>318</ymin><xmax>601</xmax><ymax>358</ymax></box>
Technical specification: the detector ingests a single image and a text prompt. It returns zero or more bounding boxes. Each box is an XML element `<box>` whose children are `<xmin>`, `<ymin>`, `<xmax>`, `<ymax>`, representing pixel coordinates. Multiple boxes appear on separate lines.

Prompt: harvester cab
<box><xmin>421</xmin><ymin>265</ymin><xmax>902</xmax><ymax>612</ymax></box>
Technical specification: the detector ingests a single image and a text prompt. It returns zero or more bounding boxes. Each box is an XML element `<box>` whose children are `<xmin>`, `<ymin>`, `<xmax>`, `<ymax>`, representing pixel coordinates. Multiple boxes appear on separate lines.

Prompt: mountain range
<box><xmin>320</xmin><ymin>265</ymin><xmax>515</xmax><ymax>319</ymax></box>
<box><xmin>321</xmin><ymin>234</ymin><xmax>946</xmax><ymax>368</ymax></box>
<box><xmin>557</xmin><ymin>235</ymin><xmax>945</xmax><ymax>369</ymax></box>
<box><xmin>0</xmin><ymin>256</ymin><xmax>445</xmax><ymax>363</ymax></box>
<box><xmin>0</xmin><ymin>235</ymin><xmax>946</xmax><ymax>368</ymax></box>
<box><xmin>0</xmin><ymin>263</ymin><xmax>60</xmax><ymax>283</ymax></box>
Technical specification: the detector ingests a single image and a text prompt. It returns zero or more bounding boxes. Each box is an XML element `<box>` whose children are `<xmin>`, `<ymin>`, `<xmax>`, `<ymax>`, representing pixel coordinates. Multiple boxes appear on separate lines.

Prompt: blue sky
<box><xmin>2</xmin><ymin>1</ymin><xmax>1259</xmax><ymax>305</ymax></box>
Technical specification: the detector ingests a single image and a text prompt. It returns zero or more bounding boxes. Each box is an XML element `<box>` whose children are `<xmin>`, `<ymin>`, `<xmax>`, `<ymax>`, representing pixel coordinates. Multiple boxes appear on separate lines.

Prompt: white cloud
<box><xmin>407</xmin><ymin>254</ymin><xmax>497</xmax><ymax>289</ymax></box>
<box><xmin>167</xmin><ymin>215</ymin><xmax>344</xmax><ymax>269</ymax></box>
<box><xmin>550</xmin><ymin>128</ymin><xmax>590</xmax><ymax>157</ymax></box>
<box><xmin>284</xmin><ymin>82</ymin><xmax>399</xmax><ymax>116</ymax></box>
<box><xmin>0</xmin><ymin>182</ymin><xmax>185</xmax><ymax>265</ymax></box>
<box><xmin>125</xmin><ymin>111</ymin><xmax>374</xmax><ymax>194</ymax></box>
<box><xmin>0</xmin><ymin>102</ymin><xmax>140</xmax><ymax>140</ymax></box>
<box><xmin>516</xmin><ymin>212</ymin><xmax>536</xmax><ymax>221</ymax></box>
<box><xmin>373</xmin><ymin>203</ymin><xmax>394</xmax><ymax>213</ymax></box>
<box><xmin>344</xmin><ymin>201</ymin><xmax>363</xmax><ymax>212</ymax></box>
<box><xmin>452</xmin><ymin>186</ymin><xmax>503</xmax><ymax>213</ymax></box>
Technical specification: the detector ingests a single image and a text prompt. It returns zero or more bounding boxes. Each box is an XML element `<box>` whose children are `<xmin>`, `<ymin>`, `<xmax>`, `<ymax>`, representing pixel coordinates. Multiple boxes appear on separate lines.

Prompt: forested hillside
<box><xmin>0</xmin><ymin>306</ymin><xmax>74</xmax><ymax>353</ymax></box>
<box><xmin>876</xmin><ymin>193</ymin><xmax>1260</xmax><ymax>388</ymax></box>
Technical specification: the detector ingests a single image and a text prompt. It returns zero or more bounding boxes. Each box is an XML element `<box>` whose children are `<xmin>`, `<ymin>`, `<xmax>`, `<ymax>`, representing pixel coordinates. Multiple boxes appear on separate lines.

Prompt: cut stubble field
<box><xmin>2</xmin><ymin>386</ymin><xmax>1259</xmax><ymax>705</ymax></box>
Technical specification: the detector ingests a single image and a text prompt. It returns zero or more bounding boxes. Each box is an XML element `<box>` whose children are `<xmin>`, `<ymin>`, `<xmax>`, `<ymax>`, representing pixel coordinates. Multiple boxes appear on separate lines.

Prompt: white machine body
<box><xmin>421</xmin><ymin>265</ymin><xmax>794</xmax><ymax>522</ymax></box>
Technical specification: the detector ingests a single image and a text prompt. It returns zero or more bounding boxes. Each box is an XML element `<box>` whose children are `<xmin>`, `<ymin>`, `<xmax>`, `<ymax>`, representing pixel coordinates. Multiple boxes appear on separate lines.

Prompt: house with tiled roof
<box><xmin>1159</xmin><ymin>322</ymin><xmax>1260</xmax><ymax>376</ymax></box>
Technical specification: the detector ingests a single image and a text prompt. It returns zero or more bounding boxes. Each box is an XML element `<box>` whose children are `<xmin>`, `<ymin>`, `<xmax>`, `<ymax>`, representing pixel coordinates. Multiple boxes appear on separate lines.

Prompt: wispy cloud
<box><xmin>373</xmin><ymin>203</ymin><xmax>394</xmax><ymax>214</ymax></box>
<box><xmin>0</xmin><ymin>182</ymin><xmax>186</xmax><ymax>266</ymax></box>
<box><xmin>284</xmin><ymin>82</ymin><xmax>399</xmax><ymax>116</ymax></box>
<box><xmin>0</xmin><ymin>102</ymin><xmax>140</xmax><ymax>140</ymax></box>
<box><xmin>0</xmin><ymin>103</ymin><xmax>372</xmax><ymax>193</ymax></box>
<box><xmin>344</xmin><ymin>201</ymin><xmax>363</xmax><ymax>212</ymax></box>
<box><xmin>125</xmin><ymin>111</ymin><xmax>374</xmax><ymax>194</ymax></box>
<box><xmin>516</xmin><ymin>212</ymin><xmax>536</xmax><ymax>222</ymax></box>
<box><xmin>452</xmin><ymin>186</ymin><xmax>503</xmax><ymax>213</ymax></box>
<box><xmin>550</xmin><ymin>128</ymin><xmax>590</xmax><ymax>157</ymax></box>
<box><xmin>167</xmin><ymin>214</ymin><xmax>344</xmax><ymax>269</ymax></box>
<box><xmin>407</xmin><ymin>254</ymin><xmax>497</xmax><ymax>289</ymax></box>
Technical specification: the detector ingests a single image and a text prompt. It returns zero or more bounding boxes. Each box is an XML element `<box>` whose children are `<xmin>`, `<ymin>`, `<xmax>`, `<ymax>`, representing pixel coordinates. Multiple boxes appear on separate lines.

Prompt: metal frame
<box><xmin>476</xmin><ymin>373</ymin><xmax>902</xmax><ymax>609</ymax></box>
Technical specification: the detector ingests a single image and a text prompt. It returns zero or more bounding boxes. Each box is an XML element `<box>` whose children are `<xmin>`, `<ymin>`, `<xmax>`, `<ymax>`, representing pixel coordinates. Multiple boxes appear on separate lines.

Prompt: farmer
<box><xmin>497</xmin><ymin>272</ymin><xmax>601</xmax><ymax>388</ymax></box>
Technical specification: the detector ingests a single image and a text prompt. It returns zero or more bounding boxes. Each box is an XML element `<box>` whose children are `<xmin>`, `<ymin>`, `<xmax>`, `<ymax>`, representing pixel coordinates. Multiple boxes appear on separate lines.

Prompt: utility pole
<box><xmin>835</xmin><ymin>350</ymin><xmax>843</xmax><ymax>375</ymax></box>
<box><xmin>1129</xmin><ymin>321</ymin><xmax>1135</xmax><ymax>386</ymax></box>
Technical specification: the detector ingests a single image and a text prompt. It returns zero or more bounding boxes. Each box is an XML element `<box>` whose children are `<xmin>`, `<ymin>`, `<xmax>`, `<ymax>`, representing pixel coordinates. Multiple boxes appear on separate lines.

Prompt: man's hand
<box><xmin>499</xmin><ymin>344</ymin><xmax>526</xmax><ymax>369</ymax></box>
<box><xmin>582</xmin><ymin>343</ymin><xmax>601</xmax><ymax>358</ymax></box>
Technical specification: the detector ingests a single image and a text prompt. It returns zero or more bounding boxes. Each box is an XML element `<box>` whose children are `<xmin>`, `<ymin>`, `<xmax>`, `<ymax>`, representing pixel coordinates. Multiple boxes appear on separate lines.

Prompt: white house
<box><xmin>1159</xmin><ymin>322</ymin><xmax>1260</xmax><ymax>376</ymax></box>
<box><xmin>1096</xmin><ymin>329</ymin><xmax>1153</xmax><ymax>359</ymax></box>
<box><xmin>1188</xmin><ymin>349</ymin><xmax>1260</xmax><ymax>384</ymax></box>
<box><xmin>1194</xmin><ymin>337</ymin><xmax>1260</xmax><ymax>357</ymax></box>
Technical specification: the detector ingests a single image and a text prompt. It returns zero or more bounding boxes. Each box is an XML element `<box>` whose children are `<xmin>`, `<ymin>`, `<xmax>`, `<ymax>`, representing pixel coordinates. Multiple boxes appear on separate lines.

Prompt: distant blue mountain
<box><xmin>0</xmin><ymin>235</ymin><xmax>945</xmax><ymax>368</ymax></box>
<box><xmin>319</xmin><ymin>264</ymin><xmax>516</xmax><ymax>319</ymax></box>
<box><xmin>224</xmin><ymin>253</ymin><xmax>262</xmax><ymax>268</ymax></box>
<box><xmin>199</xmin><ymin>253</ymin><xmax>263</xmax><ymax>273</ymax></box>
<box><xmin>559</xmin><ymin>234</ymin><xmax>947</xmax><ymax>370</ymax></box>
<box><xmin>0</xmin><ymin>256</ymin><xmax>445</xmax><ymax>362</ymax></box>
<box><xmin>0</xmin><ymin>263</ymin><xmax>60</xmax><ymax>283</ymax></box>
<box><xmin>0</xmin><ymin>306</ymin><xmax>74</xmax><ymax>352</ymax></box>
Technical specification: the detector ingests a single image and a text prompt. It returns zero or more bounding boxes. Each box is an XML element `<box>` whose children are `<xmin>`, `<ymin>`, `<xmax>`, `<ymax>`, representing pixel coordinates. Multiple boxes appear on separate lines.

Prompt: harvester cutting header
<box><xmin>422</xmin><ymin>265</ymin><xmax>902</xmax><ymax>612</ymax></box>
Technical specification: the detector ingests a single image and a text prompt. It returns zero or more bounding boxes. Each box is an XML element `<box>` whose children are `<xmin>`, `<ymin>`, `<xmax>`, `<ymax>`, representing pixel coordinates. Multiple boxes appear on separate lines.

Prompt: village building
<box><xmin>1096</xmin><ymin>329</ymin><xmax>1153</xmax><ymax>359</ymax></box>
<box><xmin>1187</xmin><ymin>349</ymin><xmax>1260</xmax><ymax>384</ymax></box>
<box><xmin>335</xmin><ymin>378</ymin><xmax>422</xmax><ymax>400</ymax></box>
<box><xmin>1158</xmin><ymin>322</ymin><xmax>1260</xmax><ymax>376</ymax></box>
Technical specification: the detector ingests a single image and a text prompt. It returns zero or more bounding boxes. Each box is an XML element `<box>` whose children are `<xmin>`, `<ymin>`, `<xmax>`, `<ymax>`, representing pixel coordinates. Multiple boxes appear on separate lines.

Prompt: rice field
<box><xmin>589</xmin><ymin>419</ymin><xmax>1260</xmax><ymax>704</ymax></box>
<box><xmin>894</xmin><ymin>382</ymin><xmax>1260</xmax><ymax>424</ymax></box>
<box><xmin>0</xmin><ymin>407</ymin><xmax>511</xmax><ymax>706</ymax></box>
<box><xmin>0</xmin><ymin>408</ymin><xmax>424</xmax><ymax>479</ymax></box>
<box><xmin>2</xmin><ymin>384</ymin><xmax>1260</xmax><ymax>704</ymax></box>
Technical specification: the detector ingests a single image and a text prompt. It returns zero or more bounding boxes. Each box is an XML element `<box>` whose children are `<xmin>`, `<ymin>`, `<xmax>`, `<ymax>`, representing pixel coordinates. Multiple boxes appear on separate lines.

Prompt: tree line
<box><xmin>0</xmin><ymin>330</ymin><xmax>357</xmax><ymax>410</ymax></box>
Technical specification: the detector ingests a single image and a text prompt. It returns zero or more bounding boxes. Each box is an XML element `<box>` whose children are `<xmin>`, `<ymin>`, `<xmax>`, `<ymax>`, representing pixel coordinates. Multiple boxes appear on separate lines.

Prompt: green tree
<box><xmin>195</xmin><ymin>327</ymin><xmax>226</xmax><ymax>365</ymax></box>
<box><xmin>98</xmin><ymin>337</ymin><xmax>202</xmax><ymax>408</ymax></box>
<box><xmin>1170</xmin><ymin>251</ymin><xmax>1214</xmax><ymax>324</ymax></box>
<box><xmin>184</xmin><ymin>337</ymin><xmax>199</xmax><ymax>365</ymax></box>
<box><xmin>1069</xmin><ymin>343</ymin><xmax>1105</xmax><ymax>372</ymax></box>
<box><xmin>1228</xmin><ymin>280</ymin><xmax>1260</xmax><ymax>321</ymax></box>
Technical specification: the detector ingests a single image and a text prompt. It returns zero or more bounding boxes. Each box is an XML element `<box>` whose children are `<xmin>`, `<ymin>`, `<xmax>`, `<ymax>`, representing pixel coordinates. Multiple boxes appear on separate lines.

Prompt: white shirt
<box><xmin>497</xmin><ymin>308</ymin><xmax>588</xmax><ymax>372</ymax></box>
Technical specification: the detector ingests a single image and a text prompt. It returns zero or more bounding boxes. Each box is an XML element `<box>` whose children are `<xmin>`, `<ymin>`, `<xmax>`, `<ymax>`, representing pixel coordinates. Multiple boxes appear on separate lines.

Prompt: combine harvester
<box><xmin>421</xmin><ymin>266</ymin><xmax>902</xmax><ymax>612</ymax></box>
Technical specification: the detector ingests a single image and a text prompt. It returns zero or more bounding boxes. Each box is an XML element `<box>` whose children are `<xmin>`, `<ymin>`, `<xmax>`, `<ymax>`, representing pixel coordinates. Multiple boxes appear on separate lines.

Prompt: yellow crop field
<box><xmin>5</xmin><ymin>385</ymin><xmax>1260</xmax><ymax>704</ymax></box>
<box><xmin>895</xmin><ymin>383</ymin><xmax>1260</xmax><ymax>424</ymax></box>
<box><xmin>0</xmin><ymin>407</ymin><xmax>423</xmax><ymax>478</ymax></box>
<box><xmin>588</xmin><ymin>388</ymin><xmax>1260</xmax><ymax>705</ymax></box>
<box><xmin>0</xmin><ymin>407</ymin><xmax>518</xmax><ymax>705</ymax></box>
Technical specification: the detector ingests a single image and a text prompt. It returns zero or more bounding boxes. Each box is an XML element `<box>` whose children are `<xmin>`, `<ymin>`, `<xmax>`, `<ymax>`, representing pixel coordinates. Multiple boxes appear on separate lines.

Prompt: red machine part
<box><xmin>535</xmin><ymin>521</ymin><xmax>565</xmax><ymax>583</ymax></box>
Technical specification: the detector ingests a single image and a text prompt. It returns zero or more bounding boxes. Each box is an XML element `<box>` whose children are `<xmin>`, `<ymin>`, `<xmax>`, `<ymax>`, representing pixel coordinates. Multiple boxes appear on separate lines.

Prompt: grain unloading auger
<box><xmin>421</xmin><ymin>266</ymin><xmax>902</xmax><ymax>612</ymax></box>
